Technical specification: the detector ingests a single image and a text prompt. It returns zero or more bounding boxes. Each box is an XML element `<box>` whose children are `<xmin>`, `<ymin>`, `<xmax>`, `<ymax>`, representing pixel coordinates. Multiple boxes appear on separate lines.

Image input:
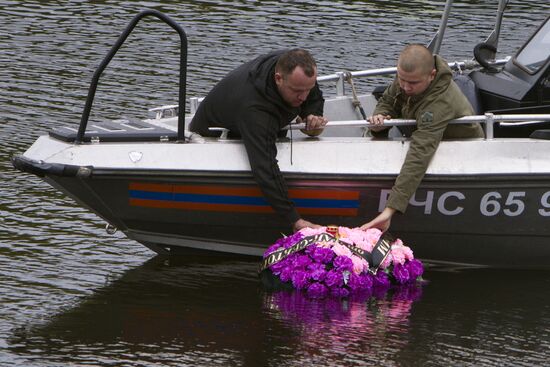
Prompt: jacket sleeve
<box><xmin>299</xmin><ymin>82</ymin><xmax>324</xmax><ymax>118</ymax></box>
<box><xmin>373</xmin><ymin>79</ymin><xmax>401</xmax><ymax>117</ymax></box>
<box><xmin>237</xmin><ymin>107</ymin><xmax>300</xmax><ymax>225</ymax></box>
<box><xmin>386</xmin><ymin>110</ymin><xmax>447</xmax><ymax>213</ymax></box>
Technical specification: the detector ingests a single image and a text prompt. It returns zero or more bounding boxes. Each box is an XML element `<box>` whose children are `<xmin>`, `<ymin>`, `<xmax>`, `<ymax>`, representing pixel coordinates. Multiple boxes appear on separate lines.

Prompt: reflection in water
<box><xmin>263</xmin><ymin>283</ymin><xmax>423</xmax><ymax>365</ymax></box>
<box><xmin>8</xmin><ymin>256</ymin><xmax>292</xmax><ymax>367</ymax></box>
<box><xmin>4</xmin><ymin>254</ymin><xmax>550</xmax><ymax>366</ymax></box>
<box><xmin>8</xmin><ymin>253</ymin><xmax>425</xmax><ymax>366</ymax></box>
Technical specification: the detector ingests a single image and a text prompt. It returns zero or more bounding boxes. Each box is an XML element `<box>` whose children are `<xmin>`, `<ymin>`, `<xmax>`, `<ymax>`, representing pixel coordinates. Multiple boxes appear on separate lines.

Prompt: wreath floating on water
<box><xmin>259</xmin><ymin>226</ymin><xmax>424</xmax><ymax>299</ymax></box>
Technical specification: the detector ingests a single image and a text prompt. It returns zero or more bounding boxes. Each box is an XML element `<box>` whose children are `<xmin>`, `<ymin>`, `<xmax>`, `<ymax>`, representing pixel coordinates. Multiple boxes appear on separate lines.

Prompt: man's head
<box><xmin>397</xmin><ymin>44</ymin><xmax>436</xmax><ymax>96</ymax></box>
<box><xmin>274</xmin><ymin>49</ymin><xmax>317</xmax><ymax>107</ymax></box>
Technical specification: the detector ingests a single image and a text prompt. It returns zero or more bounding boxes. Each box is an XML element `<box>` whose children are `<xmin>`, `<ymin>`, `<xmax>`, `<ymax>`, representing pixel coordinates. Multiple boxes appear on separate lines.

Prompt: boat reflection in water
<box><xmin>8</xmin><ymin>254</ymin><xmax>422</xmax><ymax>366</ymax></box>
<box><xmin>8</xmin><ymin>256</ymin><xmax>291</xmax><ymax>366</ymax></box>
<box><xmin>8</xmin><ymin>254</ymin><xmax>549</xmax><ymax>365</ymax></box>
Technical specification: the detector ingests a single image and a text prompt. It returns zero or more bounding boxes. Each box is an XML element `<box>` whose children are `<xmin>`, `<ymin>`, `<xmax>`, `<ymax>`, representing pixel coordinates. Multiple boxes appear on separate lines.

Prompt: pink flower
<box><xmin>332</xmin><ymin>243</ymin><xmax>352</xmax><ymax>258</ymax></box>
<box><xmin>390</xmin><ymin>243</ymin><xmax>415</xmax><ymax>265</ymax></box>
<box><xmin>350</xmin><ymin>255</ymin><xmax>368</xmax><ymax>275</ymax></box>
<box><xmin>340</xmin><ymin>227</ymin><xmax>375</xmax><ymax>252</ymax></box>
<box><xmin>380</xmin><ymin>254</ymin><xmax>393</xmax><ymax>269</ymax></box>
<box><xmin>365</xmin><ymin>228</ymin><xmax>383</xmax><ymax>246</ymax></box>
<box><xmin>391</xmin><ymin>247</ymin><xmax>407</xmax><ymax>265</ymax></box>
<box><xmin>299</xmin><ymin>227</ymin><xmax>327</xmax><ymax>237</ymax></box>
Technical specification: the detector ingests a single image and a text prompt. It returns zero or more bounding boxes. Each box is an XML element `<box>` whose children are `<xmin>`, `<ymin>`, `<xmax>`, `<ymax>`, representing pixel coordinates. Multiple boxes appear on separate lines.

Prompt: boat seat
<box><xmin>49</xmin><ymin>119</ymin><xmax>178</xmax><ymax>143</ymax></box>
<box><xmin>453</xmin><ymin>73</ymin><xmax>483</xmax><ymax>114</ymax></box>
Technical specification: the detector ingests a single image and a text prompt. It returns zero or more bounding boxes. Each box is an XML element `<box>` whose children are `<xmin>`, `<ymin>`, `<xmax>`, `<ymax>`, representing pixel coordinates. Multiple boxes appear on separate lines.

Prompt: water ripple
<box><xmin>2</xmin><ymin>1</ymin><xmax>550</xmax><ymax>366</ymax></box>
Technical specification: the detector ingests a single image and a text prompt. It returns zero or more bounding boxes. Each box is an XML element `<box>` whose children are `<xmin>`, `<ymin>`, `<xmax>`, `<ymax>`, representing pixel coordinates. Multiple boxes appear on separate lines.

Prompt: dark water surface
<box><xmin>1</xmin><ymin>1</ymin><xmax>549</xmax><ymax>366</ymax></box>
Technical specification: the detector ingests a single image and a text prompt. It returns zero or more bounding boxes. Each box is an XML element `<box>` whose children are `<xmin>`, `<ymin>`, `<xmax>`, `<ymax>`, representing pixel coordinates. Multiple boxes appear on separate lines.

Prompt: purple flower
<box><xmin>405</xmin><ymin>259</ymin><xmax>424</xmax><ymax>280</ymax></box>
<box><xmin>307</xmin><ymin>262</ymin><xmax>327</xmax><ymax>281</ymax></box>
<box><xmin>333</xmin><ymin>256</ymin><xmax>354</xmax><ymax>272</ymax></box>
<box><xmin>269</xmin><ymin>260</ymin><xmax>285</xmax><ymax>275</ymax></box>
<box><xmin>373</xmin><ymin>270</ymin><xmax>391</xmax><ymax>289</ymax></box>
<box><xmin>274</xmin><ymin>232</ymin><xmax>304</xmax><ymax>250</ymax></box>
<box><xmin>350</xmin><ymin>290</ymin><xmax>372</xmax><ymax>303</ymax></box>
<box><xmin>393</xmin><ymin>283</ymin><xmax>424</xmax><ymax>301</ymax></box>
<box><xmin>361</xmin><ymin>273</ymin><xmax>374</xmax><ymax>289</ymax></box>
<box><xmin>324</xmin><ymin>269</ymin><xmax>344</xmax><ymax>288</ymax></box>
<box><xmin>306</xmin><ymin>282</ymin><xmax>328</xmax><ymax>298</ymax></box>
<box><xmin>392</xmin><ymin>263</ymin><xmax>410</xmax><ymax>284</ymax></box>
<box><xmin>279</xmin><ymin>266</ymin><xmax>294</xmax><ymax>283</ymax></box>
<box><xmin>310</xmin><ymin>246</ymin><xmax>335</xmax><ymax>264</ymax></box>
<box><xmin>293</xmin><ymin>254</ymin><xmax>312</xmax><ymax>269</ymax></box>
<box><xmin>348</xmin><ymin>273</ymin><xmax>373</xmax><ymax>292</ymax></box>
<box><xmin>270</xmin><ymin>255</ymin><xmax>295</xmax><ymax>275</ymax></box>
<box><xmin>291</xmin><ymin>270</ymin><xmax>310</xmax><ymax>289</ymax></box>
<box><xmin>330</xmin><ymin>287</ymin><xmax>350</xmax><ymax>298</ymax></box>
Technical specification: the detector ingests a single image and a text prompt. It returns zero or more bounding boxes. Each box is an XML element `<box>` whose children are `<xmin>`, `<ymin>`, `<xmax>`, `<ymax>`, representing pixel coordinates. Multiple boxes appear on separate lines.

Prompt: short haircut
<box><xmin>275</xmin><ymin>48</ymin><xmax>317</xmax><ymax>78</ymax></box>
<box><xmin>398</xmin><ymin>44</ymin><xmax>435</xmax><ymax>75</ymax></box>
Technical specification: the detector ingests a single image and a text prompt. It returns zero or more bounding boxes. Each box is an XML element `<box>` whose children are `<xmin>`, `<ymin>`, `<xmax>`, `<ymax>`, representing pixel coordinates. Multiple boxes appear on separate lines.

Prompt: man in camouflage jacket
<box><xmin>361</xmin><ymin>44</ymin><xmax>484</xmax><ymax>232</ymax></box>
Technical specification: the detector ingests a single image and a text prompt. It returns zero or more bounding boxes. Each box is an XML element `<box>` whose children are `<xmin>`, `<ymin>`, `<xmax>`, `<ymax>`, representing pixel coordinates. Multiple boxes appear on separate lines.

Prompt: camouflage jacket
<box><xmin>373</xmin><ymin>55</ymin><xmax>485</xmax><ymax>213</ymax></box>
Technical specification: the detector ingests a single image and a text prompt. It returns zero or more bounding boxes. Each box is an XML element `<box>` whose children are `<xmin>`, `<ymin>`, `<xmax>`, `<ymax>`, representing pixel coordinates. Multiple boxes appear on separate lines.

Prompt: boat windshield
<box><xmin>515</xmin><ymin>18</ymin><xmax>550</xmax><ymax>73</ymax></box>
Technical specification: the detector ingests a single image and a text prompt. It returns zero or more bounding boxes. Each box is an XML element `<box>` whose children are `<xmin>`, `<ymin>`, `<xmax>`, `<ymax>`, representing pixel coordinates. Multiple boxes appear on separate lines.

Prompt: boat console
<box><xmin>470</xmin><ymin>16</ymin><xmax>550</xmax><ymax>137</ymax></box>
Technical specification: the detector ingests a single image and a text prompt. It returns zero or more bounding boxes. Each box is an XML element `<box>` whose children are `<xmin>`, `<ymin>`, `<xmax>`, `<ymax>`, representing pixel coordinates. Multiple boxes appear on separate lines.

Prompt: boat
<box><xmin>11</xmin><ymin>1</ymin><xmax>550</xmax><ymax>269</ymax></box>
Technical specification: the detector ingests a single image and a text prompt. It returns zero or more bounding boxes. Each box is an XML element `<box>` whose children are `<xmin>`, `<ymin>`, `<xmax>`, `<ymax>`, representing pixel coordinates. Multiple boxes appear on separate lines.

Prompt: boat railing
<box><xmin>76</xmin><ymin>9</ymin><xmax>188</xmax><ymax>144</ymax></box>
<box><xmin>287</xmin><ymin>113</ymin><xmax>550</xmax><ymax>139</ymax></box>
<box><xmin>317</xmin><ymin>58</ymin><xmax>510</xmax><ymax>97</ymax></box>
<box><xmin>186</xmin><ymin>58</ymin><xmax>511</xmax><ymax>115</ymax></box>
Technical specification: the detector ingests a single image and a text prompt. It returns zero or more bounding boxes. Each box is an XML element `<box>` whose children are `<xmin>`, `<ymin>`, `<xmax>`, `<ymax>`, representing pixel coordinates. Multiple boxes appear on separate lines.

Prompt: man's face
<box><xmin>396</xmin><ymin>66</ymin><xmax>436</xmax><ymax>97</ymax></box>
<box><xmin>275</xmin><ymin>66</ymin><xmax>317</xmax><ymax>107</ymax></box>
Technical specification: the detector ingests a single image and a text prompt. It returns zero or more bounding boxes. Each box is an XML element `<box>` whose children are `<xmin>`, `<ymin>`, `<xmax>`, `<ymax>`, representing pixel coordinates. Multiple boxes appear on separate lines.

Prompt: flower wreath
<box><xmin>260</xmin><ymin>226</ymin><xmax>424</xmax><ymax>298</ymax></box>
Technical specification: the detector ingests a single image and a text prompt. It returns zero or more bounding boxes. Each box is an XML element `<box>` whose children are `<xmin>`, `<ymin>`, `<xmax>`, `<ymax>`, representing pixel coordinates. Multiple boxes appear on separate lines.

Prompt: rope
<box><xmin>343</xmin><ymin>71</ymin><xmax>368</xmax><ymax>120</ymax></box>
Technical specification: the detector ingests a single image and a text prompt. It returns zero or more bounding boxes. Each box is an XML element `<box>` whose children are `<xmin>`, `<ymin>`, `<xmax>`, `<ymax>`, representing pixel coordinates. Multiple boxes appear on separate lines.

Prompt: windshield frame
<box><xmin>513</xmin><ymin>16</ymin><xmax>550</xmax><ymax>75</ymax></box>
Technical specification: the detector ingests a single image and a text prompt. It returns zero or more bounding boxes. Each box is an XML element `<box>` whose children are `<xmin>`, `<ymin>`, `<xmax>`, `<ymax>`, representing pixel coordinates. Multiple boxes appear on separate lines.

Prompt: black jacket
<box><xmin>189</xmin><ymin>50</ymin><xmax>325</xmax><ymax>224</ymax></box>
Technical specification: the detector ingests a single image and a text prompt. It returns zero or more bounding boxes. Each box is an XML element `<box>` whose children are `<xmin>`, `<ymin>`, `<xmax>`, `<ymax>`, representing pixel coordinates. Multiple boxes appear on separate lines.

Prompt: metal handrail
<box><xmin>76</xmin><ymin>9</ymin><xmax>188</xmax><ymax>144</ymax></box>
<box><xmin>318</xmin><ymin>58</ymin><xmax>511</xmax><ymax>97</ymax></box>
<box><xmin>286</xmin><ymin>113</ymin><xmax>550</xmax><ymax>139</ymax></box>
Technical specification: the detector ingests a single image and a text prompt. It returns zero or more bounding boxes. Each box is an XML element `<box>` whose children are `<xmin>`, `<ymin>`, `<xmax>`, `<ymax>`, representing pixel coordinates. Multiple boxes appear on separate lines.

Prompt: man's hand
<box><xmin>299</xmin><ymin>115</ymin><xmax>328</xmax><ymax>137</ymax></box>
<box><xmin>293</xmin><ymin>218</ymin><xmax>321</xmax><ymax>232</ymax></box>
<box><xmin>360</xmin><ymin>207</ymin><xmax>396</xmax><ymax>232</ymax></box>
<box><xmin>367</xmin><ymin>114</ymin><xmax>391</xmax><ymax>132</ymax></box>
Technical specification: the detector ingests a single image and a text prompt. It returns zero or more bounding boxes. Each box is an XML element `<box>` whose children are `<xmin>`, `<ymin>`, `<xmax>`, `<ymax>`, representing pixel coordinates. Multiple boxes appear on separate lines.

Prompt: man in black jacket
<box><xmin>189</xmin><ymin>49</ymin><xmax>327</xmax><ymax>231</ymax></box>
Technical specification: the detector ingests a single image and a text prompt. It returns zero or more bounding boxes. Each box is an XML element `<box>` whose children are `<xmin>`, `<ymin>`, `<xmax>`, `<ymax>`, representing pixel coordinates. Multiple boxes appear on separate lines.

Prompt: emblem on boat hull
<box><xmin>129</xmin><ymin>151</ymin><xmax>143</xmax><ymax>163</ymax></box>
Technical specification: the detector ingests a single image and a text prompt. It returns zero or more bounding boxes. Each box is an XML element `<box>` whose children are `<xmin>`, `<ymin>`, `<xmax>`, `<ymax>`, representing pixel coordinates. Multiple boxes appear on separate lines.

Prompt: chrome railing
<box><xmin>317</xmin><ymin>58</ymin><xmax>510</xmax><ymax>97</ymax></box>
<box><xmin>287</xmin><ymin>113</ymin><xmax>550</xmax><ymax>139</ymax></box>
